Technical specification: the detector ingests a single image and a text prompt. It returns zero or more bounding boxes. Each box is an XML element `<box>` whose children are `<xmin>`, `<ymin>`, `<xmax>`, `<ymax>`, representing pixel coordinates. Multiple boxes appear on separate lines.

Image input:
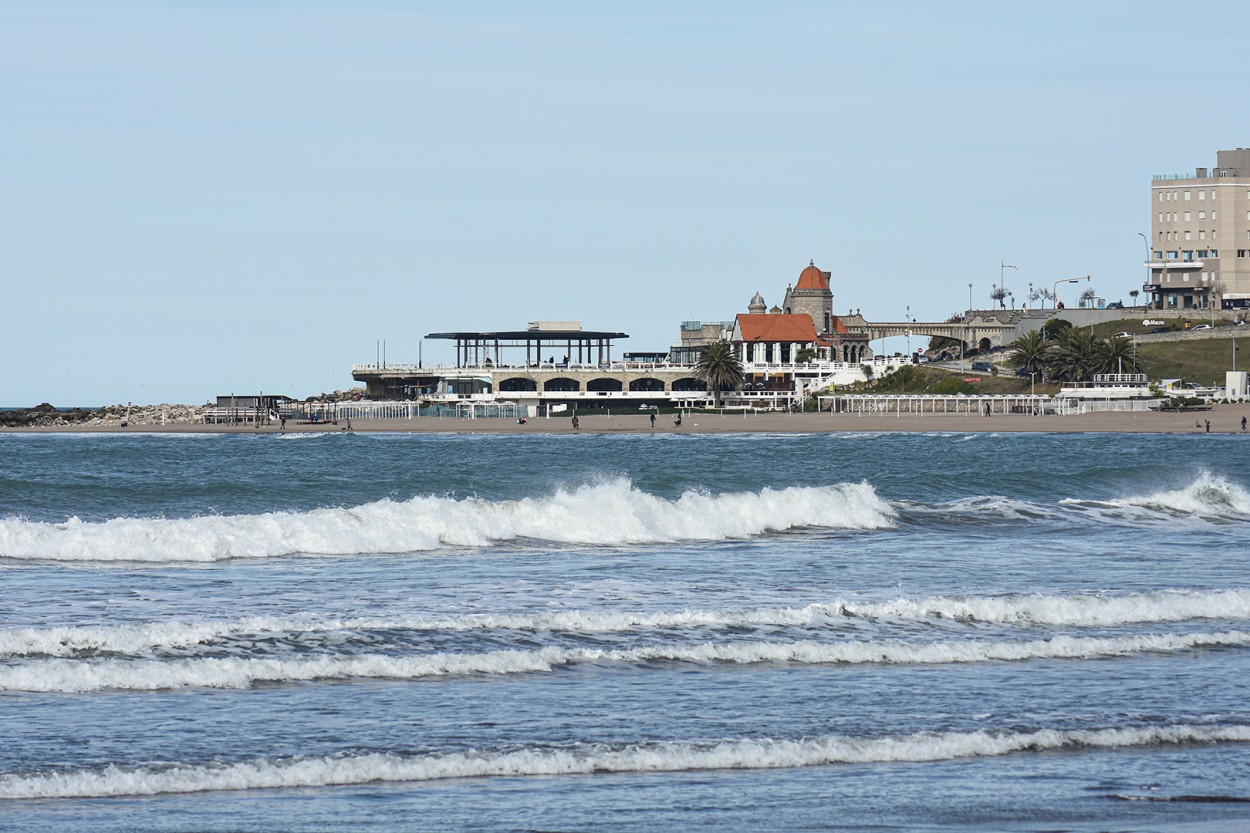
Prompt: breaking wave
<box><xmin>0</xmin><ymin>479</ymin><xmax>894</xmax><ymax>562</ymax></box>
<box><xmin>4</xmin><ymin>630</ymin><xmax>1246</xmax><ymax>692</ymax></box>
<box><xmin>2</xmin><ymin>723</ymin><xmax>1247</xmax><ymax>799</ymax></box>
<box><xmin>1060</xmin><ymin>472</ymin><xmax>1250</xmax><ymax>522</ymax></box>
<box><xmin>4</xmin><ymin>588</ymin><xmax>1248</xmax><ymax>658</ymax></box>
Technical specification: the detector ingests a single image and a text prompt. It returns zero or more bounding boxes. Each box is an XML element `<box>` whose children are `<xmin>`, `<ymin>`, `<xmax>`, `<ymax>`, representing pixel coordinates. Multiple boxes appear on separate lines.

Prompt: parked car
<box><xmin>1015</xmin><ymin>368</ymin><xmax>1034</xmax><ymax>378</ymax></box>
<box><xmin>1151</xmin><ymin>327</ymin><xmax>1171</xmax><ymax>334</ymax></box>
<box><xmin>1106</xmin><ymin>301</ymin><xmax>1124</xmax><ymax>309</ymax></box>
<box><xmin>1191</xmin><ymin>324</ymin><xmax>1212</xmax><ymax>331</ymax></box>
<box><xmin>1113</xmin><ymin>331</ymin><xmax>1131</xmax><ymax>338</ymax></box>
<box><xmin>971</xmin><ymin>361</ymin><xmax>994</xmax><ymax>373</ymax></box>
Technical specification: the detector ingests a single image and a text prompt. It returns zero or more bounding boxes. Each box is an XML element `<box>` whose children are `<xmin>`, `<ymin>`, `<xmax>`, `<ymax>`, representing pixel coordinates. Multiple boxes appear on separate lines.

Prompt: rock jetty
<box><xmin>0</xmin><ymin>403</ymin><xmax>203</xmax><ymax>428</ymax></box>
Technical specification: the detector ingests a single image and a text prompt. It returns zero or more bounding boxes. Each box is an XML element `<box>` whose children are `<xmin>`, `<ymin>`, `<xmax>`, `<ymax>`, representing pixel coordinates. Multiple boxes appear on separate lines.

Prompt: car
<box><xmin>1151</xmin><ymin>327</ymin><xmax>1171</xmax><ymax>334</ymax></box>
<box><xmin>1113</xmin><ymin>331</ymin><xmax>1131</xmax><ymax>338</ymax></box>
<box><xmin>1191</xmin><ymin>324</ymin><xmax>1212</xmax><ymax>331</ymax></box>
<box><xmin>1015</xmin><ymin>368</ymin><xmax>1034</xmax><ymax>378</ymax></box>
<box><xmin>971</xmin><ymin>361</ymin><xmax>994</xmax><ymax>372</ymax></box>
<box><xmin>1106</xmin><ymin>301</ymin><xmax>1124</xmax><ymax>309</ymax></box>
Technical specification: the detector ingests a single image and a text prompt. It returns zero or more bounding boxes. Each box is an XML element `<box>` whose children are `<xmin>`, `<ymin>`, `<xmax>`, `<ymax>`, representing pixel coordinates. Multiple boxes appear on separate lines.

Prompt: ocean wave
<box><xmin>5</xmin><ymin>589</ymin><xmax>1247</xmax><ymax>657</ymax></box>
<box><xmin>3</xmin><ymin>723</ymin><xmax>1247</xmax><ymax>799</ymax></box>
<box><xmin>1060</xmin><ymin>472</ymin><xmax>1250</xmax><ymax>522</ymax></box>
<box><xmin>0</xmin><ymin>479</ymin><xmax>894</xmax><ymax>562</ymax></box>
<box><xmin>3</xmin><ymin>630</ymin><xmax>1245</xmax><ymax>692</ymax></box>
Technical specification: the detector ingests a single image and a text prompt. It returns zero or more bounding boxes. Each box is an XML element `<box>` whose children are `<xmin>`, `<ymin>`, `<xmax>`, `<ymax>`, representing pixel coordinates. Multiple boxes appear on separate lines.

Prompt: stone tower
<box><xmin>783</xmin><ymin>260</ymin><xmax>833</xmax><ymax>337</ymax></box>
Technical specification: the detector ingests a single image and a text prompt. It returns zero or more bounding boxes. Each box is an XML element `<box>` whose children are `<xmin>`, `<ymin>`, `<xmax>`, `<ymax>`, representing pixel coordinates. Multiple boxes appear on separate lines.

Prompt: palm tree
<box><xmin>990</xmin><ymin>287</ymin><xmax>1008</xmax><ymax>309</ymax></box>
<box><xmin>1046</xmin><ymin>328</ymin><xmax>1102</xmax><ymax>382</ymax></box>
<box><xmin>1129</xmin><ymin>289</ymin><xmax>1140</xmax><ymax>306</ymax></box>
<box><xmin>695</xmin><ymin>340</ymin><xmax>744</xmax><ymax>407</ymax></box>
<box><xmin>1098</xmin><ymin>335</ymin><xmax>1140</xmax><ymax>375</ymax></box>
<box><xmin>1007</xmin><ymin>330</ymin><xmax>1050</xmax><ymax>377</ymax></box>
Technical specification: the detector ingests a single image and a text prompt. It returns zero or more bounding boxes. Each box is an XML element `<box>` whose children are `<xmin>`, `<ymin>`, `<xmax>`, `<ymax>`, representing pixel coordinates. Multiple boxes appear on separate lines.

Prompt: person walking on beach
<box><xmin>650</xmin><ymin>411</ymin><xmax>656</xmax><ymax>428</ymax></box>
<box><xmin>572</xmin><ymin>415</ymin><xmax>579</xmax><ymax>430</ymax></box>
<box><xmin>1205</xmin><ymin>419</ymin><xmax>1210</xmax><ymax>433</ymax></box>
<box><xmin>674</xmin><ymin>413</ymin><xmax>682</xmax><ymax>428</ymax></box>
<box><xmin>1242</xmin><ymin>416</ymin><xmax>1247</xmax><ymax>432</ymax></box>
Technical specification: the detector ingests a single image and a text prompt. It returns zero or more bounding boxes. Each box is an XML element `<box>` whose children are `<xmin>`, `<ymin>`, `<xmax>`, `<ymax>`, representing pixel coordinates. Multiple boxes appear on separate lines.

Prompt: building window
<box><xmin>1185</xmin><ymin>231</ymin><xmax>1192</xmax><ymax>240</ymax></box>
<box><xmin>1199</xmin><ymin>190</ymin><xmax>1206</xmax><ymax>200</ymax></box>
<box><xmin>1184</xmin><ymin>191</ymin><xmax>1191</xmax><ymax>200</ymax></box>
<box><xmin>1184</xmin><ymin>211</ymin><xmax>1191</xmax><ymax>221</ymax></box>
<box><xmin>1200</xmin><ymin>231</ymin><xmax>1206</xmax><ymax>240</ymax></box>
<box><xmin>1212</xmin><ymin>212</ymin><xmax>1217</xmax><ymax>220</ymax></box>
<box><xmin>1199</xmin><ymin>211</ymin><xmax>1206</xmax><ymax>220</ymax></box>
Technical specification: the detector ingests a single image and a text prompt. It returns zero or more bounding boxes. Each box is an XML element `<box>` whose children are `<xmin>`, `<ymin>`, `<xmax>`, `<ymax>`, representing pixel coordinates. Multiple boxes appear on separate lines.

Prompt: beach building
<box><xmin>350</xmin><ymin>261</ymin><xmax>905</xmax><ymax>413</ymax></box>
<box><xmin>1147</xmin><ymin>147</ymin><xmax>1250</xmax><ymax>310</ymax></box>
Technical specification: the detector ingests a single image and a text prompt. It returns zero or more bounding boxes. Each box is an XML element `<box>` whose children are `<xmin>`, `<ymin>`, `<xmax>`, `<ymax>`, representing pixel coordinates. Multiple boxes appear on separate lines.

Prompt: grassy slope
<box><xmin>869</xmin><ymin>316</ymin><xmax>1245</xmax><ymax>394</ymax></box>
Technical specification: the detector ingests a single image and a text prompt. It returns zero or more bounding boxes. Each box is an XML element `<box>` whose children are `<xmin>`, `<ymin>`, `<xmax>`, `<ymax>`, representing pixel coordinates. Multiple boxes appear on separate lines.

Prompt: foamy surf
<box><xmin>1060</xmin><ymin>472</ymin><xmax>1250</xmax><ymax>522</ymax></box>
<box><xmin>2</xmin><ymin>723</ymin><xmax>1247</xmax><ymax>799</ymax></box>
<box><xmin>4</xmin><ymin>588</ymin><xmax>1248</xmax><ymax>658</ymax></box>
<box><xmin>4</xmin><ymin>630</ymin><xmax>1246</xmax><ymax>692</ymax></box>
<box><xmin>0</xmin><ymin>479</ymin><xmax>895</xmax><ymax>562</ymax></box>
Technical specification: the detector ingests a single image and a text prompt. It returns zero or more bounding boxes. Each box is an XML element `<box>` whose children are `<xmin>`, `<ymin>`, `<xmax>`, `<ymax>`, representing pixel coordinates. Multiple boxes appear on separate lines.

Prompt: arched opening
<box><xmin>499</xmin><ymin>377</ymin><xmax>538</xmax><ymax>392</ymax></box>
<box><xmin>672</xmin><ymin>377</ymin><xmax>707</xmax><ymax>392</ymax></box>
<box><xmin>979</xmin><ymin>337</ymin><xmax>992</xmax><ymax>353</ymax></box>
<box><xmin>629</xmin><ymin>378</ymin><xmax>665</xmax><ymax>392</ymax></box>
<box><xmin>587</xmin><ymin>378</ymin><xmax>623</xmax><ymax>393</ymax></box>
<box><xmin>543</xmin><ymin>377</ymin><xmax>580</xmax><ymax>392</ymax></box>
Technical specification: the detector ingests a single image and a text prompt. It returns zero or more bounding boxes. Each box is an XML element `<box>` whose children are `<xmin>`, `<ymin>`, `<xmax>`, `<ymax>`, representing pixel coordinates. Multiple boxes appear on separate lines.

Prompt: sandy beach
<box><xmin>5</xmin><ymin>405</ymin><xmax>1249</xmax><ymax>435</ymax></box>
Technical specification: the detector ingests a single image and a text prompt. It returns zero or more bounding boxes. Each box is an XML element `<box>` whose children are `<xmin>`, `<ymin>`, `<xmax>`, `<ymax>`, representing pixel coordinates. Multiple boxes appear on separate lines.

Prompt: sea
<box><xmin>1</xmin><ymin>428</ymin><xmax>1249</xmax><ymax>832</ymax></box>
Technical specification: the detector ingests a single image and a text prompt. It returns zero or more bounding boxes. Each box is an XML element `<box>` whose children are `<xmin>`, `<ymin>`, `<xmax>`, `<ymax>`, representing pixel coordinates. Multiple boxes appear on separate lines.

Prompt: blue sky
<box><xmin>3</xmin><ymin>1</ymin><xmax>1248</xmax><ymax>405</ymax></box>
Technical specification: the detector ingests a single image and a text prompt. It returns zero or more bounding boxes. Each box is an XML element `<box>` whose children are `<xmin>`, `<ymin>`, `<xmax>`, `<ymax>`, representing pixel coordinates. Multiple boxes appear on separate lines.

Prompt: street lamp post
<box><xmin>1053</xmin><ymin>275</ymin><xmax>1091</xmax><ymax>311</ymax></box>
<box><xmin>1000</xmin><ymin>261</ymin><xmax>1017</xmax><ymax>309</ymax></box>
<box><xmin>967</xmin><ymin>283</ymin><xmax>973</xmax><ymax>370</ymax></box>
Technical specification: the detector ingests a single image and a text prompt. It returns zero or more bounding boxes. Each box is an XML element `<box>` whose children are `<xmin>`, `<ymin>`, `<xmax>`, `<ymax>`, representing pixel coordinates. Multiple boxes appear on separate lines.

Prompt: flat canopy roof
<box><xmin>426</xmin><ymin>329</ymin><xmax>628</xmax><ymax>341</ymax></box>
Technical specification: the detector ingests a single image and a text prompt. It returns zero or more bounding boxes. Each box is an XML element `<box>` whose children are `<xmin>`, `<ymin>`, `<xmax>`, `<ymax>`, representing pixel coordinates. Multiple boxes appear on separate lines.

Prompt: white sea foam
<box><xmin>847</xmin><ymin>588</ymin><xmax>1250</xmax><ymax>627</ymax></box>
<box><xmin>0</xmin><ymin>479</ymin><xmax>894</xmax><ymax>562</ymax></box>
<box><xmin>3</xmin><ymin>630</ymin><xmax>1245</xmax><ymax>692</ymax></box>
<box><xmin>2</xmin><ymin>723</ymin><xmax>1246</xmax><ymax>799</ymax></box>
<box><xmin>1061</xmin><ymin>472</ymin><xmax>1250</xmax><ymax>521</ymax></box>
<box><xmin>4</xmin><ymin>588</ymin><xmax>1247</xmax><ymax>658</ymax></box>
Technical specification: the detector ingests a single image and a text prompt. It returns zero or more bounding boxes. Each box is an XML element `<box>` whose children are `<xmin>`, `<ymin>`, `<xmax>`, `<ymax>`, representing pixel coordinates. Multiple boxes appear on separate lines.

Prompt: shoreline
<box><xmin>3</xmin><ymin>404</ymin><xmax>1248</xmax><ymax>435</ymax></box>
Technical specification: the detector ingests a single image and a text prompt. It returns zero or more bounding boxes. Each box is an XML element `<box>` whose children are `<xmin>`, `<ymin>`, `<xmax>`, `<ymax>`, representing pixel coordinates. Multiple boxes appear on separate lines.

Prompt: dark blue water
<box><xmin>1</xmin><ymin>431</ymin><xmax>1248</xmax><ymax>831</ymax></box>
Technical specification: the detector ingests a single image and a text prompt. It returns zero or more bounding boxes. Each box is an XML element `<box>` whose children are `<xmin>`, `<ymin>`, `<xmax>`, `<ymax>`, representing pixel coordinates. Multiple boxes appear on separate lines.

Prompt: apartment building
<box><xmin>1147</xmin><ymin>147</ymin><xmax>1250</xmax><ymax>310</ymax></box>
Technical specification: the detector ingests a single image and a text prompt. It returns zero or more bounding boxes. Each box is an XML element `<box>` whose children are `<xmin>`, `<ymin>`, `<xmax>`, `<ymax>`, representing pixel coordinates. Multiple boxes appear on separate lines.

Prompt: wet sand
<box><xmin>5</xmin><ymin>405</ymin><xmax>1249</xmax><ymax>435</ymax></box>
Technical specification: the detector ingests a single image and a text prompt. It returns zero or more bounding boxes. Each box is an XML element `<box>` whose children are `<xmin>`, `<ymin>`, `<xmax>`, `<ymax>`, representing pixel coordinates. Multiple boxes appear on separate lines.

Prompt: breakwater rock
<box><xmin>1</xmin><ymin>404</ymin><xmax>204</xmax><ymax>428</ymax></box>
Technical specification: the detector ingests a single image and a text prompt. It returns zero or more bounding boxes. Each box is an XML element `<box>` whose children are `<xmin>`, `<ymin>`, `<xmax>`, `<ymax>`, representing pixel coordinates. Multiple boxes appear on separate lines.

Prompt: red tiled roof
<box><xmin>829</xmin><ymin>316</ymin><xmax>850</xmax><ymax>334</ymax></box>
<box><xmin>795</xmin><ymin>260</ymin><xmax>829</xmax><ymax>291</ymax></box>
<box><xmin>735</xmin><ymin>313</ymin><xmax>820</xmax><ymax>343</ymax></box>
